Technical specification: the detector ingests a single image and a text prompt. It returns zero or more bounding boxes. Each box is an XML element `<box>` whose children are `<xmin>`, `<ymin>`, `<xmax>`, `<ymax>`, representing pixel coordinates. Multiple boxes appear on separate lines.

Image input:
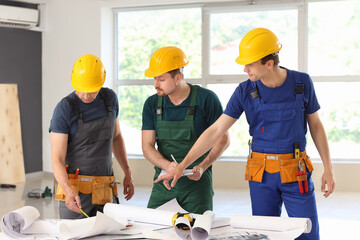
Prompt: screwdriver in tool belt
<box><xmin>73</xmin><ymin>168</ymin><xmax>79</xmax><ymax>179</ymax></box>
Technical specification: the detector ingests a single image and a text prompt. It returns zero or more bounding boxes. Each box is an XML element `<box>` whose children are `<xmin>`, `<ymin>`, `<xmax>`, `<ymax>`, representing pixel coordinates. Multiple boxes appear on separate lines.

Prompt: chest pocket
<box><xmin>88</xmin><ymin>128</ymin><xmax>111</xmax><ymax>143</ymax></box>
<box><xmin>157</xmin><ymin>126</ymin><xmax>191</xmax><ymax>140</ymax></box>
<box><xmin>87</xmin><ymin>117</ymin><xmax>112</xmax><ymax>144</ymax></box>
<box><xmin>261</xmin><ymin>101</ymin><xmax>297</xmax><ymax>141</ymax></box>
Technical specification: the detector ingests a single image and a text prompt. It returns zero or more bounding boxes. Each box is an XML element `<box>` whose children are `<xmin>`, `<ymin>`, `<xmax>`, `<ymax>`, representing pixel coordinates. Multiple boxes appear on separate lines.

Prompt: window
<box><xmin>306</xmin><ymin>82</ymin><xmax>360</xmax><ymax>160</ymax></box>
<box><xmin>308</xmin><ymin>0</ymin><xmax>360</xmax><ymax>76</ymax></box>
<box><xmin>115</xmin><ymin>1</ymin><xmax>360</xmax><ymax>161</ymax></box>
<box><xmin>117</xmin><ymin>7</ymin><xmax>201</xmax><ymax>80</ymax></box>
<box><xmin>116</xmin><ymin>6</ymin><xmax>202</xmax><ymax>156</ymax></box>
<box><xmin>210</xmin><ymin>9</ymin><xmax>298</xmax><ymax>75</ymax></box>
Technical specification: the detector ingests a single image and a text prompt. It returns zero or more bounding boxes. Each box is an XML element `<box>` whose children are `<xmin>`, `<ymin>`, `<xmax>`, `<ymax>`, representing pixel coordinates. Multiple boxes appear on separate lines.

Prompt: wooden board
<box><xmin>0</xmin><ymin>84</ymin><xmax>25</xmax><ymax>183</ymax></box>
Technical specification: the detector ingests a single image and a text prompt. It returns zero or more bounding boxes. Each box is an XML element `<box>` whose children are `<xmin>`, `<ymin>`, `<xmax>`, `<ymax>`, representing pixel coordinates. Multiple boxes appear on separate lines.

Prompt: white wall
<box><xmin>42</xmin><ymin>0</ymin><xmax>101</xmax><ymax>172</ymax></box>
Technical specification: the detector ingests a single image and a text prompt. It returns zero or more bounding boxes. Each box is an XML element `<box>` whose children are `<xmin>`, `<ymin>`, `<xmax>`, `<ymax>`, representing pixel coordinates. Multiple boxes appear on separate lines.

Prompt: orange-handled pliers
<box><xmin>296</xmin><ymin>161</ymin><xmax>308</xmax><ymax>194</ymax></box>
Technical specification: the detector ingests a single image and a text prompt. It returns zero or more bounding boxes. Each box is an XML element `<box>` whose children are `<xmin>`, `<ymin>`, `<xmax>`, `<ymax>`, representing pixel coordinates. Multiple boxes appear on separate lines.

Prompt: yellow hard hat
<box><xmin>71</xmin><ymin>54</ymin><xmax>106</xmax><ymax>92</ymax></box>
<box><xmin>235</xmin><ymin>28</ymin><xmax>282</xmax><ymax>65</ymax></box>
<box><xmin>145</xmin><ymin>46</ymin><xmax>189</xmax><ymax>78</ymax></box>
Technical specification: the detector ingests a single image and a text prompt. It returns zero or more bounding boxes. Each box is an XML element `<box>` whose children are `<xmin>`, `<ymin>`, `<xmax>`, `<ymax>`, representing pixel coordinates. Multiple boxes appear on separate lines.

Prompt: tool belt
<box><xmin>55</xmin><ymin>174</ymin><xmax>118</xmax><ymax>205</ymax></box>
<box><xmin>245</xmin><ymin>151</ymin><xmax>314</xmax><ymax>183</ymax></box>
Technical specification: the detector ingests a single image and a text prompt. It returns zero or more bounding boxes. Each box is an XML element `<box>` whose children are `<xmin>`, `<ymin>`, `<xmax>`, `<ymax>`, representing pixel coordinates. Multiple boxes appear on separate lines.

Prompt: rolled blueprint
<box><xmin>174</xmin><ymin>216</ymin><xmax>192</xmax><ymax>240</ymax></box>
<box><xmin>191</xmin><ymin>210</ymin><xmax>214</xmax><ymax>240</ymax></box>
<box><xmin>230</xmin><ymin>215</ymin><xmax>312</xmax><ymax>233</ymax></box>
<box><xmin>104</xmin><ymin>203</ymin><xmax>175</xmax><ymax>226</ymax></box>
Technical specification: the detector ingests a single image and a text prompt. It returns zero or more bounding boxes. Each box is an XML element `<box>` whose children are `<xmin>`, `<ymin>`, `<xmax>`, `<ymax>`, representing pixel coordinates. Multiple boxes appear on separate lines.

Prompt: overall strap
<box><xmin>294</xmin><ymin>72</ymin><xmax>304</xmax><ymax>102</ymax></box>
<box><xmin>99</xmin><ymin>88</ymin><xmax>113</xmax><ymax>115</ymax></box>
<box><xmin>249</xmin><ymin>81</ymin><xmax>261</xmax><ymax>107</ymax></box>
<box><xmin>156</xmin><ymin>84</ymin><xmax>199</xmax><ymax>121</ymax></box>
<box><xmin>184</xmin><ymin>85</ymin><xmax>198</xmax><ymax>122</ymax></box>
<box><xmin>65</xmin><ymin>96</ymin><xmax>83</xmax><ymax>123</ymax></box>
<box><xmin>187</xmin><ymin>85</ymin><xmax>198</xmax><ymax>116</ymax></box>
<box><xmin>156</xmin><ymin>95</ymin><xmax>163</xmax><ymax>122</ymax></box>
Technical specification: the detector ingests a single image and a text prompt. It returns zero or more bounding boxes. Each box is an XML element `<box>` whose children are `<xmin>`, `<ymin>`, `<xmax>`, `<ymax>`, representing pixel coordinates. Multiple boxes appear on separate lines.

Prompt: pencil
<box><xmin>79</xmin><ymin>208</ymin><xmax>89</xmax><ymax>218</ymax></box>
<box><xmin>170</xmin><ymin>154</ymin><xmax>178</xmax><ymax>164</ymax></box>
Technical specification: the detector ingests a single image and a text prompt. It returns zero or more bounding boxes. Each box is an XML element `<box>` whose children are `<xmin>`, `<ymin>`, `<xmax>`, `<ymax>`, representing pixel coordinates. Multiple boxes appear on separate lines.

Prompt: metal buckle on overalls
<box><xmin>250</xmin><ymin>88</ymin><xmax>259</xmax><ymax>99</ymax></box>
<box><xmin>295</xmin><ymin>84</ymin><xmax>304</xmax><ymax>94</ymax></box>
<box><xmin>188</xmin><ymin>107</ymin><xmax>195</xmax><ymax>115</ymax></box>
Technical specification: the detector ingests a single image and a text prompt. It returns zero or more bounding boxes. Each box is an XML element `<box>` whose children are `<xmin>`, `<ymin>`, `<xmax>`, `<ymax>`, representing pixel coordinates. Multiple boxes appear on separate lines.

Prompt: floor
<box><xmin>1</xmin><ymin>172</ymin><xmax>359</xmax><ymax>239</ymax></box>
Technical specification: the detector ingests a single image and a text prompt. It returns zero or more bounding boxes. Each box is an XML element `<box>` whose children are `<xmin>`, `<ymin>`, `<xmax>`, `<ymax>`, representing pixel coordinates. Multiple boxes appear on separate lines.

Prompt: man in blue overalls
<box><xmin>156</xmin><ymin>28</ymin><xmax>335</xmax><ymax>239</ymax></box>
<box><xmin>142</xmin><ymin>46</ymin><xmax>230</xmax><ymax>214</ymax></box>
<box><xmin>50</xmin><ymin>54</ymin><xmax>134</xmax><ymax>219</ymax></box>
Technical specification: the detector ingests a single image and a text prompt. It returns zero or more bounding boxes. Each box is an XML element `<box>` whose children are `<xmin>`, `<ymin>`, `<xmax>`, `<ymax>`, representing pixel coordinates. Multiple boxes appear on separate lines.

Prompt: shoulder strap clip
<box><xmin>295</xmin><ymin>83</ymin><xmax>304</xmax><ymax>95</ymax></box>
<box><xmin>250</xmin><ymin>88</ymin><xmax>260</xmax><ymax>99</ymax></box>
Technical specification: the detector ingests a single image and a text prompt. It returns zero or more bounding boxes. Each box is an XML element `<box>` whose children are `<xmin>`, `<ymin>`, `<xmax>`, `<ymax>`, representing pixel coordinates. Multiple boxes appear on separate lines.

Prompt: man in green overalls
<box><xmin>142</xmin><ymin>46</ymin><xmax>230</xmax><ymax>214</ymax></box>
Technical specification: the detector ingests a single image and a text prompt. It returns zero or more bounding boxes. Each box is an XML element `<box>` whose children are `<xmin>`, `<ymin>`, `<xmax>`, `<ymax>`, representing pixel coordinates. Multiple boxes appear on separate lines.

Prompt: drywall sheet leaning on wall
<box><xmin>0</xmin><ymin>84</ymin><xmax>25</xmax><ymax>183</ymax></box>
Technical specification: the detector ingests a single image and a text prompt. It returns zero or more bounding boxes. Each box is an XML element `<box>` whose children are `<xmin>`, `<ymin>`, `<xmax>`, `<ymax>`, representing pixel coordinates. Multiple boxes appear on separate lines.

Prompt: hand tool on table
<box><xmin>172</xmin><ymin>212</ymin><xmax>194</xmax><ymax>230</ymax></box>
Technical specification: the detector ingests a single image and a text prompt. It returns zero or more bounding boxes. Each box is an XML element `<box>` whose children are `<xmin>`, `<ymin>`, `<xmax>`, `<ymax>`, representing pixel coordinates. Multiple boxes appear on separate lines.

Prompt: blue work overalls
<box><xmin>248</xmin><ymin>74</ymin><xmax>319</xmax><ymax>240</ymax></box>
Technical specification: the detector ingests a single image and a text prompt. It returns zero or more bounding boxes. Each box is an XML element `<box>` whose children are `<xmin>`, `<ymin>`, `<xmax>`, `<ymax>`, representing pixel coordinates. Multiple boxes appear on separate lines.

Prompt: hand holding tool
<box><xmin>170</xmin><ymin>155</ymin><xmax>193</xmax><ymax>176</ymax></box>
<box><xmin>296</xmin><ymin>161</ymin><xmax>308</xmax><ymax>194</ymax></box>
<box><xmin>79</xmin><ymin>208</ymin><xmax>90</xmax><ymax>218</ymax></box>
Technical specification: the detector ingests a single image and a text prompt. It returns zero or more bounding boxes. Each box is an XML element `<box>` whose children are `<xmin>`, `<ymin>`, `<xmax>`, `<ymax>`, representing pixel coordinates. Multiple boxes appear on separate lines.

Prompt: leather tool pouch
<box><xmin>245</xmin><ymin>157</ymin><xmax>265</xmax><ymax>182</ymax></box>
<box><xmin>245</xmin><ymin>153</ymin><xmax>314</xmax><ymax>183</ymax></box>
<box><xmin>55</xmin><ymin>174</ymin><xmax>117</xmax><ymax>205</ymax></box>
<box><xmin>280</xmin><ymin>155</ymin><xmax>313</xmax><ymax>183</ymax></box>
<box><xmin>91</xmin><ymin>176</ymin><xmax>115</xmax><ymax>205</ymax></box>
<box><xmin>56</xmin><ymin>174</ymin><xmax>80</xmax><ymax>201</ymax></box>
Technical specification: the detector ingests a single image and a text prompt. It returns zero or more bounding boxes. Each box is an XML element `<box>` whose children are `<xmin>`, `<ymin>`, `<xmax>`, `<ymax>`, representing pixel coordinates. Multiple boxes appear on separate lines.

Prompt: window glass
<box><xmin>210</xmin><ymin>9</ymin><xmax>298</xmax><ymax>75</ymax></box>
<box><xmin>117</xmin><ymin>8</ymin><xmax>201</xmax><ymax>80</ymax></box>
<box><xmin>117</xmin><ymin>85</ymin><xmax>154</xmax><ymax>155</ymax></box>
<box><xmin>306</xmin><ymin>82</ymin><xmax>360</xmax><ymax>159</ymax></box>
<box><xmin>308</xmin><ymin>0</ymin><xmax>360</xmax><ymax>76</ymax></box>
<box><xmin>115</xmin><ymin>2</ymin><xmax>360</xmax><ymax>162</ymax></box>
<box><xmin>207</xmin><ymin>84</ymin><xmax>250</xmax><ymax>158</ymax></box>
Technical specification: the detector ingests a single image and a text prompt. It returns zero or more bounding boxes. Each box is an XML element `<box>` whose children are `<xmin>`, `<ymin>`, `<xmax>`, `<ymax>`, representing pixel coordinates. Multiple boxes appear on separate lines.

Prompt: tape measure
<box><xmin>172</xmin><ymin>212</ymin><xmax>194</xmax><ymax>230</ymax></box>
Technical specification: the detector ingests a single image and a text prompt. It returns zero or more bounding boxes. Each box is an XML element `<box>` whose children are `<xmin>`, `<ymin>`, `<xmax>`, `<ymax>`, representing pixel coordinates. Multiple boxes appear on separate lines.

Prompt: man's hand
<box><xmin>155</xmin><ymin>165</ymin><xmax>185</xmax><ymax>190</ymax></box>
<box><xmin>65</xmin><ymin>192</ymin><xmax>81</xmax><ymax>213</ymax></box>
<box><xmin>187</xmin><ymin>164</ymin><xmax>205</xmax><ymax>181</ymax></box>
<box><xmin>167</xmin><ymin>161</ymin><xmax>178</xmax><ymax>172</ymax></box>
<box><xmin>321</xmin><ymin>169</ymin><xmax>335</xmax><ymax>198</ymax></box>
<box><xmin>123</xmin><ymin>175</ymin><xmax>135</xmax><ymax>201</ymax></box>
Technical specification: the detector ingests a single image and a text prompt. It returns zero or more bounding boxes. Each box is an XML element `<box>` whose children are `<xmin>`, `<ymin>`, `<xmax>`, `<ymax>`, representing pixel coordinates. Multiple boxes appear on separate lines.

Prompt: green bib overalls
<box><xmin>147</xmin><ymin>85</ymin><xmax>214</xmax><ymax>214</ymax></box>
